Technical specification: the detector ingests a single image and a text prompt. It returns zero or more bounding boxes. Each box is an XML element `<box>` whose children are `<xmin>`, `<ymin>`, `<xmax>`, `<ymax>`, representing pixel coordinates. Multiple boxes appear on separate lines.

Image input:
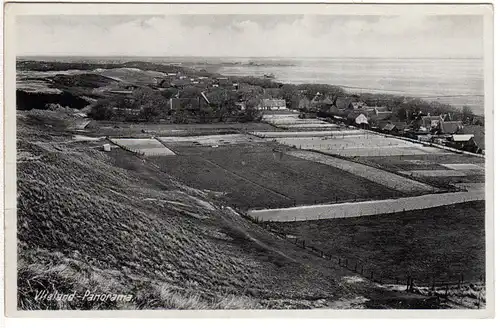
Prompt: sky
<box><xmin>16</xmin><ymin>14</ymin><xmax>484</xmax><ymax>58</ymax></box>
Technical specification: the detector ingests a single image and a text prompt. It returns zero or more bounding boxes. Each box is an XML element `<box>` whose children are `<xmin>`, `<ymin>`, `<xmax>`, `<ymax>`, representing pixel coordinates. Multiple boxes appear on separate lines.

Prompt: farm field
<box><xmin>149</xmin><ymin>142</ymin><xmax>404</xmax><ymax>210</ymax></box>
<box><xmin>251</xmin><ymin>130</ymin><xmax>362</xmax><ymax>138</ymax></box>
<box><xmin>273</xmin><ymin>135</ymin><xmax>448</xmax><ymax>157</ymax></box>
<box><xmin>268</xmin><ymin>201</ymin><xmax>486</xmax><ymax>283</ymax></box>
<box><xmin>88</xmin><ymin>121</ymin><xmax>279</xmax><ymax>138</ymax></box>
<box><xmin>157</xmin><ymin>133</ymin><xmax>265</xmax><ymax>146</ymax></box>
<box><xmin>109</xmin><ymin>138</ymin><xmax>175</xmax><ymax>156</ymax></box>
<box><xmin>262</xmin><ymin>114</ymin><xmax>340</xmax><ymax>129</ymax></box>
<box><xmin>353</xmin><ymin>154</ymin><xmax>485</xmax><ymax>190</ymax></box>
<box><xmin>287</xmin><ymin>150</ymin><xmax>437</xmax><ymax>194</ymax></box>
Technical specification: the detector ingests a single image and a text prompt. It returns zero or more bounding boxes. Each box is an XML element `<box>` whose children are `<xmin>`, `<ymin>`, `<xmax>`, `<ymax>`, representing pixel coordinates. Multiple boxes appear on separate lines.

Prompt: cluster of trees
<box><xmin>88</xmin><ymin>86</ymin><xmax>264</xmax><ymax>123</ymax></box>
<box><xmin>88</xmin><ymin>88</ymin><xmax>169</xmax><ymax>121</ymax></box>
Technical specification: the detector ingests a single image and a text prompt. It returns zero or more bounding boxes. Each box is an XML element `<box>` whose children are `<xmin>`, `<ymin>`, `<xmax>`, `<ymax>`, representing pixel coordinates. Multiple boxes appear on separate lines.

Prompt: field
<box><xmin>87</xmin><ymin>121</ymin><xmax>280</xmax><ymax>138</ymax></box>
<box><xmin>271</xmin><ymin>134</ymin><xmax>448</xmax><ymax>157</ymax></box>
<box><xmin>262</xmin><ymin>113</ymin><xmax>339</xmax><ymax>130</ymax></box>
<box><xmin>353</xmin><ymin>154</ymin><xmax>485</xmax><ymax>190</ymax></box>
<box><xmin>149</xmin><ymin>141</ymin><xmax>404</xmax><ymax>210</ymax></box>
<box><xmin>157</xmin><ymin>134</ymin><xmax>264</xmax><ymax>146</ymax></box>
<box><xmin>268</xmin><ymin>201</ymin><xmax>486</xmax><ymax>283</ymax></box>
<box><xmin>19</xmin><ymin>120</ymin><xmax>390</xmax><ymax>310</ymax></box>
<box><xmin>287</xmin><ymin>150</ymin><xmax>437</xmax><ymax>194</ymax></box>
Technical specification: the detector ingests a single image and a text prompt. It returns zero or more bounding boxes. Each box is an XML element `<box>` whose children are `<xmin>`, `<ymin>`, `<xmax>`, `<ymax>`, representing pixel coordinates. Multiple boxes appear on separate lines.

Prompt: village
<box><xmin>49</xmin><ymin>62</ymin><xmax>482</xmax><ymax>156</ymax></box>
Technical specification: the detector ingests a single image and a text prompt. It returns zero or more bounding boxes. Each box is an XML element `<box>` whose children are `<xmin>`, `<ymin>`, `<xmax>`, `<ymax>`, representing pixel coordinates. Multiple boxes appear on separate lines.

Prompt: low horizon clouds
<box><xmin>17</xmin><ymin>14</ymin><xmax>483</xmax><ymax>58</ymax></box>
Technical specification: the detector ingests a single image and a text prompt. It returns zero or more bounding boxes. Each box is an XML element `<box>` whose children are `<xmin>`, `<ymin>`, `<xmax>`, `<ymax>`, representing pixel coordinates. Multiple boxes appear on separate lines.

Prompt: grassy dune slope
<box><xmin>18</xmin><ymin>119</ymin><xmax>382</xmax><ymax>310</ymax></box>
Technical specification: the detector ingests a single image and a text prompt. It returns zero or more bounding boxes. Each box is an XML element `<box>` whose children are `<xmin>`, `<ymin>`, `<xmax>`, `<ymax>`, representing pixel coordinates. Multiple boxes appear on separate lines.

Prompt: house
<box><xmin>446</xmin><ymin>134</ymin><xmax>481</xmax><ymax>153</ymax></box>
<box><xmin>347</xmin><ymin>112</ymin><xmax>369</xmax><ymax>127</ymax></box>
<box><xmin>440</xmin><ymin>121</ymin><xmax>464</xmax><ymax>135</ymax></box>
<box><xmin>350</xmin><ymin>101</ymin><xmax>367</xmax><ymax>110</ymax></box>
<box><xmin>382</xmin><ymin>123</ymin><xmax>398</xmax><ymax>133</ymax></box>
<box><xmin>258</xmin><ymin>99</ymin><xmax>287</xmax><ymax>111</ymax></box>
<box><xmin>421</xmin><ymin>115</ymin><xmax>444</xmax><ymax>131</ymax></box>
<box><xmin>462</xmin><ymin>125</ymin><xmax>485</xmax><ymax>150</ymax></box>
<box><xmin>368</xmin><ymin>108</ymin><xmax>393</xmax><ymax>122</ymax></box>
<box><xmin>355</xmin><ymin>113</ymin><xmax>369</xmax><ymax>126</ymax></box>
<box><xmin>169</xmin><ymin>95</ymin><xmax>211</xmax><ymax>112</ymax></box>
<box><xmin>330</xmin><ymin>96</ymin><xmax>361</xmax><ymax>111</ymax></box>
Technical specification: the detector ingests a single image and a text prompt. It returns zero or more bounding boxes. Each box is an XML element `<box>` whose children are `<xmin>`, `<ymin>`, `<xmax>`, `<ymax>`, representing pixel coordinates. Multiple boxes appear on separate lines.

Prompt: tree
<box><xmin>131</xmin><ymin>88</ymin><xmax>169</xmax><ymax>121</ymax></box>
<box><xmin>240</xmin><ymin>96</ymin><xmax>263</xmax><ymax>122</ymax></box>
<box><xmin>88</xmin><ymin>99</ymin><xmax>116</xmax><ymax>120</ymax></box>
<box><xmin>207</xmin><ymin>89</ymin><xmax>238</xmax><ymax>122</ymax></box>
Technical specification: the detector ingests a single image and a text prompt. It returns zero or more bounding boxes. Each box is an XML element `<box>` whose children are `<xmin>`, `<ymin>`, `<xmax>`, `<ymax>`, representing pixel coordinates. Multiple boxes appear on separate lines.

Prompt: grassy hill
<box><xmin>16</xmin><ymin>117</ymin><xmax>443</xmax><ymax>310</ymax></box>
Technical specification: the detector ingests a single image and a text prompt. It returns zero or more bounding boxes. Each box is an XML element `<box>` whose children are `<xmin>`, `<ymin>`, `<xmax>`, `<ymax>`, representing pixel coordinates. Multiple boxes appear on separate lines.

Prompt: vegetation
<box><xmin>268</xmin><ymin>201</ymin><xmax>485</xmax><ymax>283</ymax></box>
<box><xmin>18</xmin><ymin>120</ymin><xmax>360</xmax><ymax>310</ymax></box>
<box><xmin>151</xmin><ymin>143</ymin><xmax>403</xmax><ymax>210</ymax></box>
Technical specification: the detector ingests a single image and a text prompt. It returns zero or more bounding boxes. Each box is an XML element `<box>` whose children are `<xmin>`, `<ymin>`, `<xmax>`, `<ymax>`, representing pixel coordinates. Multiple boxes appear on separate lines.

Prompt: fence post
<box><xmin>338</xmin><ymin>258</ymin><xmax>341</xmax><ymax>266</ymax></box>
<box><xmin>302</xmin><ymin>240</ymin><xmax>305</xmax><ymax>249</ymax></box>
<box><xmin>354</xmin><ymin>263</ymin><xmax>358</xmax><ymax>273</ymax></box>
<box><xmin>371</xmin><ymin>271</ymin><xmax>374</xmax><ymax>281</ymax></box>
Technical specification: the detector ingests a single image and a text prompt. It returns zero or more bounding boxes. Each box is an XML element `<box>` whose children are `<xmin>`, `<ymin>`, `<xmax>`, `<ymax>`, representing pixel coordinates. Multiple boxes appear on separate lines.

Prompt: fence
<box><xmin>244</xmin><ymin>213</ymin><xmax>486</xmax><ymax>308</ymax></box>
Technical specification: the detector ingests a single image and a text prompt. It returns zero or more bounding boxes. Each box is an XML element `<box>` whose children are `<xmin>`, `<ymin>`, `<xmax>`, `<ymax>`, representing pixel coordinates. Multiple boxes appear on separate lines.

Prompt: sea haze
<box><xmin>214</xmin><ymin>57</ymin><xmax>484</xmax><ymax>116</ymax></box>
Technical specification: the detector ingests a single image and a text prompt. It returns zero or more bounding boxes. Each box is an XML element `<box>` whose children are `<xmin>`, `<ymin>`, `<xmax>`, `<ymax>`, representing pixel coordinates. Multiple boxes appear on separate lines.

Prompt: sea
<box><xmin>20</xmin><ymin>56</ymin><xmax>485</xmax><ymax>115</ymax></box>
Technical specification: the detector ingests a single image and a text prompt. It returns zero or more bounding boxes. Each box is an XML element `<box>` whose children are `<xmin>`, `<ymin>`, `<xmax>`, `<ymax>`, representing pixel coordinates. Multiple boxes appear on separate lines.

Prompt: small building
<box><xmin>258</xmin><ymin>99</ymin><xmax>287</xmax><ymax>111</ymax></box>
<box><xmin>350</xmin><ymin>101</ymin><xmax>367</xmax><ymax>110</ymax></box>
<box><xmin>382</xmin><ymin>123</ymin><xmax>398</xmax><ymax>133</ymax></box>
<box><xmin>347</xmin><ymin>112</ymin><xmax>369</xmax><ymax>127</ymax></box>
<box><xmin>421</xmin><ymin>115</ymin><xmax>444</xmax><ymax>131</ymax></box>
<box><xmin>355</xmin><ymin>113</ymin><xmax>369</xmax><ymax>126</ymax></box>
<box><xmin>440</xmin><ymin>121</ymin><xmax>464</xmax><ymax>135</ymax></box>
<box><xmin>446</xmin><ymin>134</ymin><xmax>481</xmax><ymax>153</ymax></box>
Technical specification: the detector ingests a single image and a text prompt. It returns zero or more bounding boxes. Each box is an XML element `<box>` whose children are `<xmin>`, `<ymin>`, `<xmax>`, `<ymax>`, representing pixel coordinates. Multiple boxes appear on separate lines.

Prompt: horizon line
<box><xmin>16</xmin><ymin>55</ymin><xmax>484</xmax><ymax>60</ymax></box>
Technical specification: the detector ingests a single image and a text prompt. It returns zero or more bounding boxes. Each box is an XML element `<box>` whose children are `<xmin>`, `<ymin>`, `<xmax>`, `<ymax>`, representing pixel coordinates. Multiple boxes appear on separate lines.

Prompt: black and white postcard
<box><xmin>2</xmin><ymin>1</ymin><xmax>494</xmax><ymax>318</ymax></box>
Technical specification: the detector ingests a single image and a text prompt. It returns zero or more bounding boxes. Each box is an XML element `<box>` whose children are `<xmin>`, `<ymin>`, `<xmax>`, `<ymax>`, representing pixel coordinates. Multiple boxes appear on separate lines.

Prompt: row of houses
<box><xmin>155</xmin><ymin>75</ymin><xmax>239</xmax><ymax>90</ymax></box>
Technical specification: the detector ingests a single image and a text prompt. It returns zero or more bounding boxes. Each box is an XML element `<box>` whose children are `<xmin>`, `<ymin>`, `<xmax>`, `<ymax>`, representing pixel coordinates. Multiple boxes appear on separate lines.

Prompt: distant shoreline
<box><xmin>17</xmin><ymin>55</ymin><xmax>484</xmax><ymax>60</ymax></box>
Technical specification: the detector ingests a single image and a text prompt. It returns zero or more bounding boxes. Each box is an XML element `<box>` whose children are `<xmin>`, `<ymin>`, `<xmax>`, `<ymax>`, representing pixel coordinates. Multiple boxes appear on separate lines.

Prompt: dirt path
<box><xmin>248</xmin><ymin>191</ymin><xmax>484</xmax><ymax>222</ymax></box>
<box><xmin>287</xmin><ymin>150</ymin><xmax>438</xmax><ymax>194</ymax></box>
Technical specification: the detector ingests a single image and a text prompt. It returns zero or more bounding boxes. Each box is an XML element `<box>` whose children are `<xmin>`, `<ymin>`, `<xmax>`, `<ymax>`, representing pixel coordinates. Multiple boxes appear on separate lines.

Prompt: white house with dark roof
<box><xmin>258</xmin><ymin>99</ymin><xmax>287</xmax><ymax>111</ymax></box>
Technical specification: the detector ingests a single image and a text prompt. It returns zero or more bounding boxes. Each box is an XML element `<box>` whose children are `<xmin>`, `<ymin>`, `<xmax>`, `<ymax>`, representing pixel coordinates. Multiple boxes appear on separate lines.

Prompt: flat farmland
<box><xmin>88</xmin><ymin>122</ymin><xmax>279</xmax><ymax>138</ymax></box>
<box><xmin>268</xmin><ymin>201</ymin><xmax>486</xmax><ymax>283</ymax></box>
<box><xmin>109</xmin><ymin>138</ymin><xmax>176</xmax><ymax>156</ymax></box>
<box><xmin>256</xmin><ymin>131</ymin><xmax>449</xmax><ymax>157</ymax></box>
<box><xmin>150</xmin><ymin>142</ymin><xmax>404</xmax><ymax>210</ymax></box>
<box><xmin>354</xmin><ymin>154</ymin><xmax>485</xmax><ymax>189</ymax></box>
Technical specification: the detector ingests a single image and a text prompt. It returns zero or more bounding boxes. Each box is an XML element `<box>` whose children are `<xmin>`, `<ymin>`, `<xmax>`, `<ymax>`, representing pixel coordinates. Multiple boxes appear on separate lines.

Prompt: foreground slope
<box><xmin>16</xmin><ymin>117</ymin><xmax>438</xmax><ymax>310</ymax></box>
